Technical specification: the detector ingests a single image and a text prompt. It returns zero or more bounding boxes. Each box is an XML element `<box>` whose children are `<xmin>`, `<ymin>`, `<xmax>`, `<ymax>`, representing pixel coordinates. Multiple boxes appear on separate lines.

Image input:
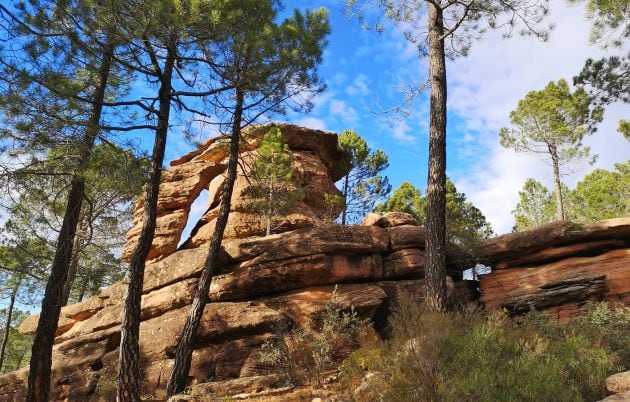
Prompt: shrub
<box><xmin>259</xmin><ymin>288</ymin><xmax>366</xmax><ymax>387</ymax></box>
<box><xmin>341</xmin><ymin>294</ymin><xmax>621</xmax><ymax>402</ymax></box>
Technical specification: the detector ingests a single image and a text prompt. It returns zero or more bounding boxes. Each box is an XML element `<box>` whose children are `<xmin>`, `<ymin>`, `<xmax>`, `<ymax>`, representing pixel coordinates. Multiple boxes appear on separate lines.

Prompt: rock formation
<box><xmin>477</xmin><ymin>218</ymin><xmax>630</xmax><ymax>320</ymax></box>
<box><xmin>1</xmin><ymin>123</ymin><xmax>628</xmax><ymax>401</ymax></box>
<box><xmin>123</xmin><ymin>123</ymin><xmax>350</xmax><ymax>261</ymax></box>
<box><xmin>0</xmin><ymin>125</ymin><xmax>474</xmax><ymax>401</ymax></box>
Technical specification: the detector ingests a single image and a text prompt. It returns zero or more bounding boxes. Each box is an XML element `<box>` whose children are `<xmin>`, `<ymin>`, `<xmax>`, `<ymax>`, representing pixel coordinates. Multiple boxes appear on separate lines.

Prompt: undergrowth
<box><xmin>259</xmin><ymin>287</ymin><xmax>366</xmax><ymax>387</ymax></box>
<box><xmin>340</xmin><ymin>296</ymin><xmax>630</xmax><ymax>402</ymax></box>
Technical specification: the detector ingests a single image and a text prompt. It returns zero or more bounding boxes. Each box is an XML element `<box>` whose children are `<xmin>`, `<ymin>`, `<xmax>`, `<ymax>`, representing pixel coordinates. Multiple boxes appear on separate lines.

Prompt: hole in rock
<box><xmin>90</xmin><ymin>359</ymin><xmax>104</xmax><ymax>371</ymax></box>
<box><xmin>178</xmin><ymin>189</ymin><xmax>209</xmax><ymax>248</ymax></box>
<box><xmin>462</xmin><ymin>263</ymin><xmax>492</xmax><ymax>281</ymax></box>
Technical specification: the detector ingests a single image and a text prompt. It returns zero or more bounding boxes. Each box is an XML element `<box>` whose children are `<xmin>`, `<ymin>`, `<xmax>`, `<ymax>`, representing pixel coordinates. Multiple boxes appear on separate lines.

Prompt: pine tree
<box><xmin>248</xmin><ymin>127</ymin><xmax>301</xmax><ymax>236</ymax></box>
<box><xmin>499</xmin><ymin>79</ymin><xmax>602</xmax><ymax>221</ymax></box>
<box><xmin>346</xmin><ymin>0</ymin><xmax>551</xmax><ymax>311</ymax></box>
<box><xmin>338</xmin><ymin>129</ymin><xmax>390</xmax><ymax>225</ymax></box>
<box><xmin>166</xmin><ymin>3</ymin><xmax>330</xmax><ymax>396</ymax></box>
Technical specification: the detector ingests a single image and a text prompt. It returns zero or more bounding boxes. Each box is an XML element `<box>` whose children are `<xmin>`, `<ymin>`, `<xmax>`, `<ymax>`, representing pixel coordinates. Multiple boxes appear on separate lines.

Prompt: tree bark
<box><xmin>166</xmin><ymin>88</ymin><xmax>244</xmax><ymax>397</ymax></box>
<box><xmin>0</xmin><ymin>277</ymin><xmax>20</xmax><ymax>372</ymax></box>
<box><xmin>26</xmin><ymin>39</ymin><xmax>114</xmax><ymax>402</ymax></box>
<box><xmin>549</xmin><ymin>144</ymin><xmax>565</xmax><ymax>221</ymax></box>
<box><xmin>424</xmin><ymin>1</ymin><xmax>448</xmax><ymax>312</ymax></box>
<box><xmin>61</xmin><ymin>221</ymin><xmax>85</xmax><ymax>306</ymax></box>
<box><xmin>341</xmin><ymin>172</ymin><xmax>349</xmax><ymax>226</ymax></box>
<box><xmin>116</xmin><ymin>40</ymin><xmax>175</xmax><ymax>402</ymax></box>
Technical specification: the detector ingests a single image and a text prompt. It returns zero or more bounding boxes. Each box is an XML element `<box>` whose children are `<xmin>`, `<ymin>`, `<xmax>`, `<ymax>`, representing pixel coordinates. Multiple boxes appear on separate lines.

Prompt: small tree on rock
<box><xmin>249</xmin><ymin>127</ymin><xmax>302</xmax><ymax>236</ymax></box>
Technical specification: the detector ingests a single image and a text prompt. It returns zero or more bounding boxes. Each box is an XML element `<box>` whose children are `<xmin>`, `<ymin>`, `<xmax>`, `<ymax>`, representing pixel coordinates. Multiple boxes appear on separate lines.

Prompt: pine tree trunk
<box><xmin>549</xmin><ymin>144</ymin><xmax>565</xmax><ymax>221</ymax></box>
<box><xmin>425</xmin><ymin>1</ymin><xmax>448</xmax><ymax>312</ymax></box>
<box><xmin>0</xmin><ymin>277</ymin><xmax>20</xmax><ymax>372</ymax></box>
<box><xmin>26</xmin><ymin>40</ymin><xmax>114</xmax><ymax>402</ymax></box>
<box><xmin>166</xmin><ymin>88</ymin><xmax>244</xmax><ymax>397</ymax></box>
<box><xmin>341</xmin><ymin>173</ymin><xmax>349</xmax><ymax>225</ymax></box>
<box><xmin>61</xmin><ymin>224</ymin><xmax>84</xmax><ymax>306</ymax></box>
<box><xmin>117</xmin><ymin>40</ymin><xmax>175</xmax><ymax>402</ymax></box>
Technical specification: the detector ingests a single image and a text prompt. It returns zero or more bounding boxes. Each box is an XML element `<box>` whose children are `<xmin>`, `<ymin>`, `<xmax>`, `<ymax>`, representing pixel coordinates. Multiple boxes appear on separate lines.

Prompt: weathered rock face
<box><xmin>5</xmin><ymin>122</ymin><xmax>629</xmax><ymax>401</ymax></box>
<box><xmin>0</xmin><ymin>128</ymin><xmax>475</xmax><ymax>401</ymax></box>
<box><xmin>122</xmin><ymin>123</ymin><xmax>350</xmax><ymax>262</ymax></box>
<box><xmin>6</xmin><ymin>222</ymin><xmax>471</xmax><ymax>401</ymax></box>
<box><xmin>478</xmin><ymin>218</ymin><xmax>630</xmax><ymax>320</ymax></box>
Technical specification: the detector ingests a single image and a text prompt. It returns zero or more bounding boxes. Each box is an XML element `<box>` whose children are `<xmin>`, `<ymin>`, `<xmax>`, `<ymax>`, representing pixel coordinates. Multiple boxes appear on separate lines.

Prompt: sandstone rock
<box><xmin>599</xmin><ymin>390</ymin><xmax>630</xmax><ymax>401</ymax></box>
<box><xmin>360</xmin><ymin>212</ymin><xmax>382</xmax><ymax>226</ymax></box>
<box><xmin>480</xmin><ymin>249</ymin><xmax>630</xmax><ymax>311</ymax></box>
<box><xmin>494</xmin><ymin>239</ymin><xmax>627</xmax><ymax>270</ymax></box>
<box><xmin>260</xmin><ymin>283</ymin><xmax>387</xmax><ymax>330</ymax></box>
<box><xmin>185</xmin><ymin>375</ymin><xmax>282</xmax><ymax>399</ymax></box>
<box><xmin>56</xmin><ymin>278</ymin><xmax>198</xmax><ymax>343</ymax></box>
<box><xmin>608</xmin><ymin>371</ymin><xmax>630</xmax><ymax>394</ymax></box>
<box><xmin>190</xmin><ymin>335</ymin><xmax>272</xmax><ymax>381</ymax></box>
<box><xmin>224</xmin><ymin>225</ymin><xmax>389</xmax><ymax>266</ymax></box>
<box><xmin>126</xmin><ymin>124</ymin><xmax>350</xmax><ymax>262</ymax></box>
<box><xmin>388</xmin><ymin>225</ymin><xmax>426</xmax><ymax>251</ymax></box>
<box><xmin>377</xmin><ymin>212</ymin><xmax>419</xmax><ymax>227</ymax></box>
<box><xmin>479</xmin><ymin>218</ymin><xmax>630</xmax><ymax>265</ymax></box>
<box><xmin>0</xmin><ymin>368</ymin><xmax>28</xmax><ymax>401</ymax></box>
<box><xmin>210</xmin><ymin>254</ymin><xmax>383</xmax><ymax>301</ymax></box>
<box><xmin>143</xmin><ymin>247</ymin><xmax>208</xmax><ymax>293</ymax></box>
<box><xmin>383</xmin><ymin>248</ymin><xmax>424</xmax><ymax>279</ymax></box>
<box><xmin>123</xmin><ymin>161</ymin><xmax>226</xmax><ymax>261</ymax></box>
<box><xmin>500</xmin><ymin>275</ymin><xmax>607</xmax><ymax>315</ymax></box>
<box><xmin>360</xmin><ymin>212</ymin><xmax>418</xmax><ymax>228</ymax></box>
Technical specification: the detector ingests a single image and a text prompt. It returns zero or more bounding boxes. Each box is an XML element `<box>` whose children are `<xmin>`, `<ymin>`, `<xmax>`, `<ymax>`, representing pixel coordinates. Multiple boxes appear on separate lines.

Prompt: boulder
<box><xmin>388</xmin><ymin>225</ymin><xmax>426</xmax><ymax>251</ymax></box>
<box><xmin>360</xmin><ymin>212</ymin><xmax>383</xmax><ymax>226</ymax></box>
<box><xmin>608</xmin><ymin>371</ymin><xmax>630</xmax><ymax>394</ymax></box>
<box><xmin>360</xmin><ymin>212</ymin><xmax>419</xmax><ymax>228</ymax></box>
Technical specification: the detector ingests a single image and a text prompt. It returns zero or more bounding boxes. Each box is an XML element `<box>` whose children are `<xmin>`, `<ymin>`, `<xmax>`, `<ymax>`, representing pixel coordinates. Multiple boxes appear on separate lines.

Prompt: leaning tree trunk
<box><xmin>116</xmin><ymin>40</ymin><xmax>175</xmax><ymax>402</ymax></box>
<box><xmin>26</xmin><ymin>39</ymin><xmax>114</xmax><ymax>402</ymax></box>
<box><xmin>61</xmin><ymin>220</ymin><xmax>86</xmax><ymax>306</ymax></box>
<box><xmin>166</xmin><ymin>87</ymin><xmax>244</xmax><ymax>397</ymax></box>
<box><xmin>549</xmin><ymin>144</ymin><xmax>565</xmax><ymax>221</ymax></box>
<box><xmin>0</xmin><ymin>276</ymin><xmax>20</xmax><ymax>372</ymax></box>
<box><xmin>424</xmin><ymin>1</ymin><xmax>448</xmax><ymax>312</ymax></box>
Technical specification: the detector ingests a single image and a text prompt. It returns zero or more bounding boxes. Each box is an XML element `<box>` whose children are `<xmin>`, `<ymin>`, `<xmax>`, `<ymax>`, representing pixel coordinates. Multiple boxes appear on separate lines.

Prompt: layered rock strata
<box><xmin>122</xmin><ymin>123</ymin><xmax>350</xmax><ymax>262</ymax></box>
<box><xmin>3</xmin><ymin>222</ymin><xmax>472</xmax><ymax>401</ymax></box>
<box><xmin>478</xmin><ymin>218</ymin><xmax>630</xmax><ymax>320</ymax></box>
<box><xmin>0</xmin><ymin>125</ymin><xmax>474</xmax><ymax>401</ymax></box>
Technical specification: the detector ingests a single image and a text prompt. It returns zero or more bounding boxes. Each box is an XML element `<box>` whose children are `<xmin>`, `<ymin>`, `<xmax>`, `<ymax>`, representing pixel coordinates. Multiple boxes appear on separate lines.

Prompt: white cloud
<box><xmin>390</xmin><ymin>119</ymin><xmax>417</xmax><ymax>143</ymax></box>
<box><xmin>295</xmin><ymin>116</ymin><xmax>329</xmax><ymax>131</ymax></box>
<box><xmin>329</xmin><ymin>99</ymin><xmax>358</xmax><ymax>125</ymax></box>
<box><xmin>346</xmin><ymin>74</ymin><xmax>370</xmax><ymax>97</ymax></box>
<box><xmin>446</xmin><ymin>0</ymin><xmax>630</xmax><ymax>235</ymax></box>
<box><xmin>332</xmin><ymin>72</ymin><xmax>348</xmax><ymax>85</ymax></box>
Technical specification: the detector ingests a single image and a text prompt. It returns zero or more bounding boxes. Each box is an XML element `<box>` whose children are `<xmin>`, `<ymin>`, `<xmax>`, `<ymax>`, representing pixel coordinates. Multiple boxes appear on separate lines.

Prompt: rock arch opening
<box><xmin>178</xmin><ymin>189</ymin><xmax>209</xmax><ymax>248</ymax></box>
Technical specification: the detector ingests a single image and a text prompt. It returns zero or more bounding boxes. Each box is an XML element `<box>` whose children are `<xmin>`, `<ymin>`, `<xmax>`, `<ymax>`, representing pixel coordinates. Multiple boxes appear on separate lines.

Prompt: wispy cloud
<box><xmin>329</xmin><ymin>99</ymin><xmax>358</xmax><ymax>125</ymax></box>
<box><xmin>345</xmin><ymin>74</ymin><xmax>370</xmax><ymax>97</ymax></box>
<box><xmin>295</xmin><ymin>116</ymin><xmax>329</xmax><ymax>131</ymax></box>
<box><xmin>447</xmin><ymin>1</ymin><xmax>630</xmax><ymax>234</ymax></box>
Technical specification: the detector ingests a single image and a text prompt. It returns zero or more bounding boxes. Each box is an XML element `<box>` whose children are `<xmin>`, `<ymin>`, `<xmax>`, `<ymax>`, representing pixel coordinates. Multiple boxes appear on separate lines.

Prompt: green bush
<box><xmin>259</xmin><ymin>288</ymin><xmax>366</xmax><ymax>387</ymax></box>
<box><xmin>340</xmin><ymin>296</ymin><xmax>626</xmax><ymax>402</ymax></box>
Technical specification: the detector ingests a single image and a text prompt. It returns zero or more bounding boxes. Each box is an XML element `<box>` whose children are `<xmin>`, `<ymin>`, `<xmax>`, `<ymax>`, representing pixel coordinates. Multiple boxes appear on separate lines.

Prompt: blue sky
<box><xmin>28</xmin><ymin>0</ymin><xmax>623</xmax><ymax>236</ymax></box>
<box><xmin>267</xmin><ymin>0</ymin><xmax>629</xmax><ymax>234</ymax></box>
<box><xmin>1</xmin><ymin>0</ymin><xmax>628</xmax><ymax>238</ymax></box>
